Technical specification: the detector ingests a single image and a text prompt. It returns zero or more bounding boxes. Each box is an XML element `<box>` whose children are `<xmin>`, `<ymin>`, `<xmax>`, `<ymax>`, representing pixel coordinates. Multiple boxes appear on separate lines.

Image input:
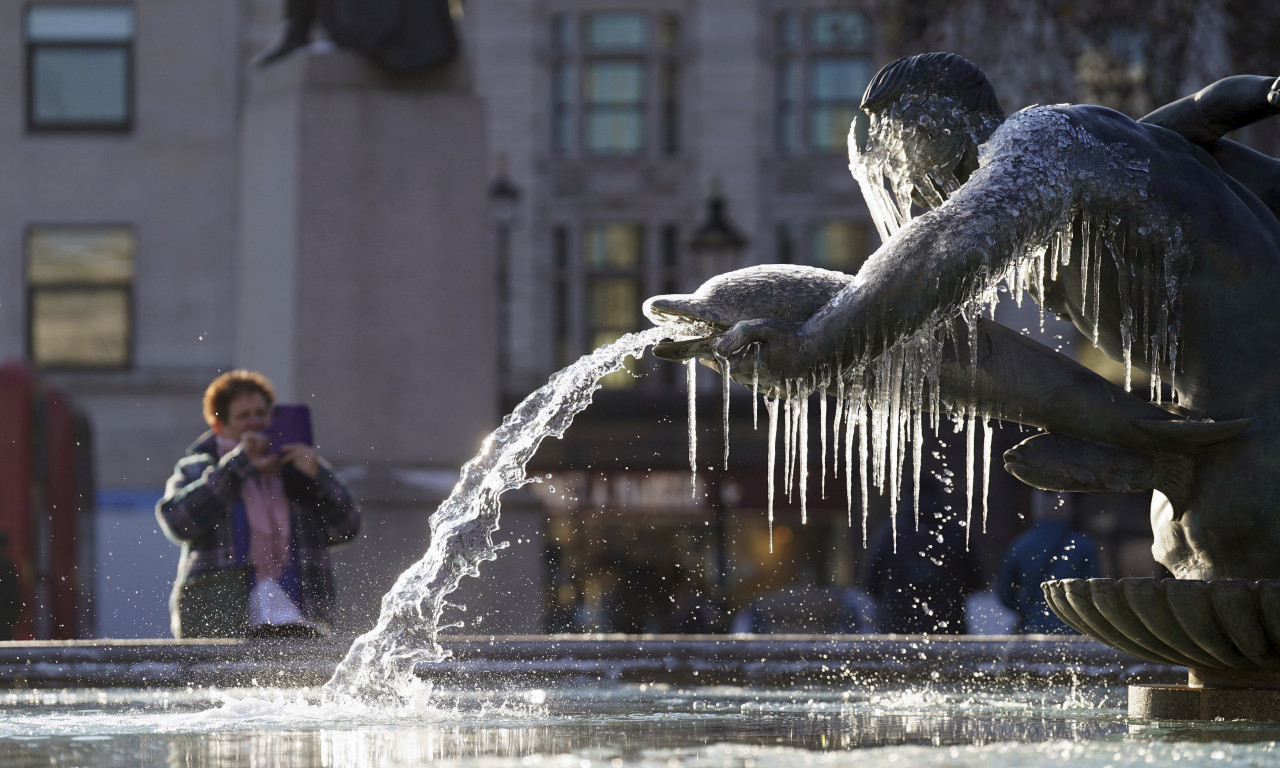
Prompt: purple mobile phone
<box><xmin>267</xmin><ymin>404</ymin><xmax>313</xmax><ymax>453</ymax></box>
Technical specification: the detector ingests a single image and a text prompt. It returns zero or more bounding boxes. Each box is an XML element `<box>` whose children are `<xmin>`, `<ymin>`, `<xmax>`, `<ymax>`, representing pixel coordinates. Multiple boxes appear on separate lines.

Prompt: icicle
<box><xmin>687</xmin><ymin>359</ymin><xmax>698</xmax><ymax>499</ymax></box>
<box><xmin>783</xmin><ymin>381</ymin><xmax>794</xmax><ymax>499</ymax></box>
<box><xmin>819</xmin><ymin>388</ymin><xmax>828</xmax><ymax>500</ymax></box>
<box><xmin>832</xmin><ymin>372</ymin><xmax>845</xmax><ymax>482</ymax></box>
<box><xmin>716</xmin><ymin>352</ymin><xmax>731</xmax><ymax>470</ymax></box>
<box><xmin>886</xmin><ymin>349</ymin><xmax>903</xmax><ymax>537</ymax></box>
<box><xmin>964</xmin><ymin>409</ymin><xmax>976</xmax><ymax>550</ymax></box>
<box><xmin>1086</xmin><ymin>217</ymin><xmax>1102</xmax><ymax>343</ymax></box>
<box><xmin>858</xmin><ymin>397</ymin><xmax>870</xmax><ymax>547</ymax></box>
<box><xmin>1035</xmin><ymin>243</ymin><xmax>1047</xmax><ymax>333</ymax></box>
<box><xmin>912</xmin><ymin>400</ymin><xmax>924</xmax><ymax>534</ymax></box>
<box><xmin>967</xmin><ymin>312</ymin><xmax>980</xmax><ymax>386</ymax></box>
<box><xmin>844</xmin><ymin>392</ymin><xmax>856</xmax><ymax>528</ymax></box>
<box><xmin>799</xmin><ymin>393</ymin><xmax>810</xmax><ymax>524</ymax></box>
<box><xmin>752</xmin><ymin>344</ymin><xmax>760</xmax><ymax>430</ymax></box>
<box><xmin>766</xmin><ymin>397</ymin><xmax>779</xmax><ymax>553</ymax></box>
<box><xmin>982</xmin><ymin>416</ymin><xmax>993</xmax><ymax>534</ymax></box>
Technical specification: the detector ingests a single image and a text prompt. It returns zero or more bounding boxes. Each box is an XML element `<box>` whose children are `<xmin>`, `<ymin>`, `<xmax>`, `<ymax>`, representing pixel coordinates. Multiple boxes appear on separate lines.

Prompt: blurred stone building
<box><xmin>0</xmin><ymin>0</ymin><xmax>1273</xmax><ymax>636</ymax></box>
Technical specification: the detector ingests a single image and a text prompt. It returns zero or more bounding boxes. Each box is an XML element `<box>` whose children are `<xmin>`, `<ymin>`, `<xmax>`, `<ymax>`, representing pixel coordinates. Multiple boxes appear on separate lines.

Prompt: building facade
<box><xmin>0</xmin><ymin>0</ymin><xmax>1275</xmax><ymax>636</ymax></box>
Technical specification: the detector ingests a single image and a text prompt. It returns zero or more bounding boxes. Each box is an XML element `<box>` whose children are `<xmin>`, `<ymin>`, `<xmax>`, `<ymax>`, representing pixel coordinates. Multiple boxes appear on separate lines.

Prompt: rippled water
<box><xmin>4</xmin><ymin>683</ymin><xmax>1280</xmax><ymax>767</ymax></box>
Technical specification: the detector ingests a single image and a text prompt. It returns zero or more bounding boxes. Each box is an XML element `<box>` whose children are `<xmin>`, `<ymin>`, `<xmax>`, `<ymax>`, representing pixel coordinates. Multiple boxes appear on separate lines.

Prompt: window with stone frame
<box><xmin>26</xmin><ymin>4</ymin><xmax>135</xmax><ymax>132</ymax></box>
<box><xmin>551</xmin><ymin>10</ymin><xmax>680</xmax><ymax>157</ymax></box>
<box><xmin>806</xmin><ymin>220</ymin><xmax>873</xmax><ymax>274</ymax></box>
<box><xmin>27</xmin><ymin>226</ymin><xmax>135</xmax><ymax>369</ymax></box>
<box><xmin>776</xmin><ymin>9</ymin><xmax>873</xmax><ymax>155</ymax></box>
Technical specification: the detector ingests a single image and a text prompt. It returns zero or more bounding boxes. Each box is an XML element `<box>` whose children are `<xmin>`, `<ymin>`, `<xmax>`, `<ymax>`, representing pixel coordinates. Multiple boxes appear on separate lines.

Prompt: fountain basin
<box><xmin>6</xmin><ymin>636</ymin><xmax>1276</xmax><ymax>766</ymax></box>
<box><xmin>1043</xmin><ymin>578</ymin><xmax>1280</xmax><ymax>683</ymax></box>
<box><xmin>1044</xmin><ymin>578</ymin><xmax>1280</xmax><ymax>719</ymax></box>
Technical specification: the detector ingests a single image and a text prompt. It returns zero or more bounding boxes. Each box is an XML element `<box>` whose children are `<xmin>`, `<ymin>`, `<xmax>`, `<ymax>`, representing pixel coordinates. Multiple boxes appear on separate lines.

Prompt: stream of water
<box><xmin>323</xmin><ymin>328</ymin><xmax>667</xmax><ymax>706</ymax></box>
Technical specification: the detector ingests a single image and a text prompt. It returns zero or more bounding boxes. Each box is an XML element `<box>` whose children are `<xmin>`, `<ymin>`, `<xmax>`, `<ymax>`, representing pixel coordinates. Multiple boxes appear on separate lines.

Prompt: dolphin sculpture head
<box><xmin>643</xmin><ymin>264</ymin><xmax>855</xmax><ymax>366</ymax></box>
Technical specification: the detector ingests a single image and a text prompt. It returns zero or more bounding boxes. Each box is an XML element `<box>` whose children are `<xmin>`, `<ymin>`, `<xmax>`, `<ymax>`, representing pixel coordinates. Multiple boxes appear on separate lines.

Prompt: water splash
<box><xmin>323</xmin><ymin>328</ymin><xmax>665</xmax><ymax>706</ymax></box>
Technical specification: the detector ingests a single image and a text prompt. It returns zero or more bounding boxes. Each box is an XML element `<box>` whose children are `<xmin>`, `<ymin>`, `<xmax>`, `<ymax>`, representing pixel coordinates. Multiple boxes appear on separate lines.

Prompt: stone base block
<box><xmin>1130</xmin><ymin>684</ymin><xmax>1280</xmax><ymax>721</ymax></box>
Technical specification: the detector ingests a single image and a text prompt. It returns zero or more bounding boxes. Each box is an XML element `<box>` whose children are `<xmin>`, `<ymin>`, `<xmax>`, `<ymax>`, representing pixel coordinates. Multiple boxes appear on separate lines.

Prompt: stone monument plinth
<box><xmin>234</xmin><ymin>49</ymin><xmax>544</xmax><ymax>637</ymax></box>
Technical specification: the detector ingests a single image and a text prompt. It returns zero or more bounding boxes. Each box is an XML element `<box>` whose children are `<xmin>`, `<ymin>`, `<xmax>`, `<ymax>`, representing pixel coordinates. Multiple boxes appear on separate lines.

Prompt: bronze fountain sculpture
<box><xmin>646</xmin><ymin>53</ymin><xmax>1280</xmax><ymax>718</ymax></box>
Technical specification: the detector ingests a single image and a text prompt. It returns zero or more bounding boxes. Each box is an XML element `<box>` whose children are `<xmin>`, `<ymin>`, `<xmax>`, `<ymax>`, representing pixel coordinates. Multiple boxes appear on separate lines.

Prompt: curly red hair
<box><xmin>202</xmin><ymin>370</ymin><xmax>276</xmax><ymax>428</ymax></box>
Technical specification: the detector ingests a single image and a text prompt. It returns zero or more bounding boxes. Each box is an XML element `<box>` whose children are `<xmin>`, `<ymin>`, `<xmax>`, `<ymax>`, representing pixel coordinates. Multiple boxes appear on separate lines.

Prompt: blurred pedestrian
<box><xmin>861</xmin><ymin>497</ymin><xmax>983</xmax><ymax>634</ymax></box>
<box><xmin>996</xmin><ymin>492</ymin><xmax>1101</xmax><ymax>634</ymax></box>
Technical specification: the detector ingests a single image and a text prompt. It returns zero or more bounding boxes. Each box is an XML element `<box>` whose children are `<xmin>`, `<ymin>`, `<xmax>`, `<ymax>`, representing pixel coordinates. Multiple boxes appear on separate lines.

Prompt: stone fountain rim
<box><xmin>1042</xmin><ymin>576</ymin><xmax>1280</xmax><ymax>680</ymax></box>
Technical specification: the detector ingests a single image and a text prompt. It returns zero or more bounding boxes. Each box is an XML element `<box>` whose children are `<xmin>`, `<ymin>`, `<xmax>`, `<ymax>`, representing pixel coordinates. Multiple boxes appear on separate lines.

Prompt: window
<box><xmin>807</xmin><ymin>221</ymin><xmax>872</xmax><ymax>273</ymax></box>
<box><xmin>27</xmin><ymin>226</ymin><xmax>135</xmax><ymax>368</ymax></box>
<box><xmin>1077</xmin><ymin>28</ymin><xmax>1151</xmax><ymax>117</ymax></box>
<box><xmin>777</xmin><ymin>10</ymin><xmax>872</xmax><ymax>154</ymax></box>
<box><xmin>551</xmin><ymin>11</ymin><xmax>680</xmax><ymax>157</ymax></box>
<box><xmin>26</xmin><ymin>4</ymin><xmax>135</xmax><ymax>132</ymax></box>
<box><xmin>584</xmin><ymin>223</ymin><xmax>644</xmax><ymax>388</ymax></box>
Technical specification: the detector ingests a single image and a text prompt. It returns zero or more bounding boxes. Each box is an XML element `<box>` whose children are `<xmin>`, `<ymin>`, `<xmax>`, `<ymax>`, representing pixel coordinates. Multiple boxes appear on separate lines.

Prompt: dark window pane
<box><xmin>586</xmin><ymin>111</ymin><xmax>642</xmax><ymax>154</ymax></box>
<box><xmin>554</xmin><ymin>109</ymin><xmax>573</xmax><ymax>154</ymax></box>
<box><xmin>661</xmin><ymin>225</ymin><xmax>679</xmax><ymax>269</ymax></box>
<box><xmin>778</xmin><ymin>107</ymin><xmax>801</xmax><ymax>154</ymax></box>
<box><xmin>808</xmin><ymin>57</ymin><xmax>871</xmax><ymax>152</ymax></box>
<box><xmin>658</xmin><ymin>14</ymin><xmax>680</xmax><ymax>51</ymax></box>
<box><xmin>31</xmin><ymin>47</ymin><xmax>129</xmax><ymax>126</ymax></box>
<box><xmin>661</xmin><ymin>62</ymin><xmax>678</xmax><ymax>155</ymax></box>
<box><xmin>809</xmin><ymin>104</ymin><xmax>862</xmax><ymax>151</ymax></box>
<box><xmin>585</xmin><ymin>61</ymin><xmax>644</xmax><ymax>104</ymax></box>
<box><xmin>31</xmin><ymin>288</ymin><xmax>130</xmax><ymax>367</ymax></box>
<box><xmin>585</xmin><ymin>12</ymin><xmax>648</xmax><ymax>51</ymax></box>
<box><xmin>777</xmin><ymin>225</ymin><xmax>795</xmax><ymax>264</ymax></box>
<box><xmin>553</xmin><ymin>62</ymin><xmax>574</xmax><ymax>102</ymax></box>
<box><xmin>807</xmin><ymin>221</ymin><xmax>870</xmax><ymax>273</ymax></box>
<box><xmin>808</xmin><ymin>11</ymin><xmax>869</xmax><ymax>49</ymax></box>
<box><xmin>778</xmin><ymin>59</ymin><xmax>801</xmax><ymax>100</ymax></box>
<box><xmin>27</xmin><ymin>5</ymin><xmax>134</xmax><ymax>42</ymax></box>
<box><xmin>588</xmin><ymin>277</ymin><xmax>640</xmax><ymax>328</ymax></box>
<box><xmin>28</xmin><ymin>227</ymin><xmax>135</xmax><ymax>283</ymax></box>
<box><xmin>27</xmin><ymin>226</ymin><xmax>134</xmax><ymax>368</ymax></box>
<box><xmin>777</xmin><ymin>11</ymin><xmax>800</xmax><ymax>50</ymax></box>
<box><xmin>585</xmin><ymin>224</ymin><xmax>642</xmax><ymax>269</ymax></box>
<box><xmin>809</xmin><ymin>57</ymin><xmax>870</xmax><ymax>100</ymax></box>
<box><xmin>551</xmin><ymin>14</ymin><xmax>573</xmax><ymax>51</ymax></box>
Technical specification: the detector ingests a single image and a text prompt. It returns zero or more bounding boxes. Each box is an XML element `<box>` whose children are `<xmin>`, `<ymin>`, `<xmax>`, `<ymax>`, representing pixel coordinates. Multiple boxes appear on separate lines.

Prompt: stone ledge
<box><xmin>1130</xmin><ymin>684</ymin><xmax>1280</xmax><ymax>720</ymax></box>
<box><xmin>0</xmin><ymin>635</ymin><xmax>1185</xmax><ymax>690</ymax></box>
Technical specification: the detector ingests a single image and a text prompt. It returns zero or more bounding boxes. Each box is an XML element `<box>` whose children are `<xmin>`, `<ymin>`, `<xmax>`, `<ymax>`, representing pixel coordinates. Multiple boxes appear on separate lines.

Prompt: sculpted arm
<box><xmin>1141</xmin><ymin>75</ymin><xmax>1280</xmax><ymax>144</ymax></box>
<box><xmin>716</xmin><ymin>150</ymin><xmax>1059</xmax><ymax>377</ymax></box>
<box><xmin>1141</xmin><ymin>75</ymin><xmax>1280</xmax><ymax>218</ymax></box>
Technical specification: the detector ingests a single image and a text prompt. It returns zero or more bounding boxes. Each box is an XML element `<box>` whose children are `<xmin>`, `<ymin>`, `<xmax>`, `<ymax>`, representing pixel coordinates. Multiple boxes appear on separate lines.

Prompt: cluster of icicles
<box><xmin>687</xmin><ymin>101</ymin><xmax>1193</xmax><ymax>555</ymax></box>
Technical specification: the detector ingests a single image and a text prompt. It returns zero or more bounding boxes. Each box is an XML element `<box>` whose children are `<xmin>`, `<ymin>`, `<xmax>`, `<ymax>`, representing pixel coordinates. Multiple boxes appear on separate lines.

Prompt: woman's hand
<box><xmin>239</xmin><ymin>431</ymin><xmax>279</xmax><ymax>474</ymax></box>
<box><xmin>280</xmin><ymin>444</ymin><xmax>321</xmax><ymax>479</ymax></box>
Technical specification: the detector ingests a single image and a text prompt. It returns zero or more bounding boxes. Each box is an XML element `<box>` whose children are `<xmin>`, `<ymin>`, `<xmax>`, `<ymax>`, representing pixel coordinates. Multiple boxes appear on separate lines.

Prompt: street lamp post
<box><xmin>688</xmin><ymin>178</ymin><xmax>748</xmax><ymax>612</ymax></box>
<box><xmin>688</xmin><ymin>177</ymin><xmax>748</xmax><ymax>287</ymax></box>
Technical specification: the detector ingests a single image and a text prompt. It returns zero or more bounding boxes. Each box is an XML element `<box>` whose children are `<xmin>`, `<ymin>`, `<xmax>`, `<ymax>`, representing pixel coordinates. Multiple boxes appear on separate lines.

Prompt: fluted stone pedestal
<box><xmin>1045</xmin><ymin>578</ymin><xmax>1280</xmax><ymax>721</ymax></box>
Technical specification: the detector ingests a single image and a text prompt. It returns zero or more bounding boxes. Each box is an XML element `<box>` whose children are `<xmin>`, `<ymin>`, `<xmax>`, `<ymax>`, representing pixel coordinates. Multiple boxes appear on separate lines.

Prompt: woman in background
<box><xmin>157</xmin><ymin>370</ymin><xmax>360</xmax><ymax>638</ymax></box>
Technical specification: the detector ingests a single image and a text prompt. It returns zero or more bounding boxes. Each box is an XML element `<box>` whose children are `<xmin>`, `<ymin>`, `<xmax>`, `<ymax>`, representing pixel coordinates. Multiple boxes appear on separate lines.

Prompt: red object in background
<box><xmin>0</xmin><ymin>362</ymin><xmax>93</xmax><ymax>640</ymax></box>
